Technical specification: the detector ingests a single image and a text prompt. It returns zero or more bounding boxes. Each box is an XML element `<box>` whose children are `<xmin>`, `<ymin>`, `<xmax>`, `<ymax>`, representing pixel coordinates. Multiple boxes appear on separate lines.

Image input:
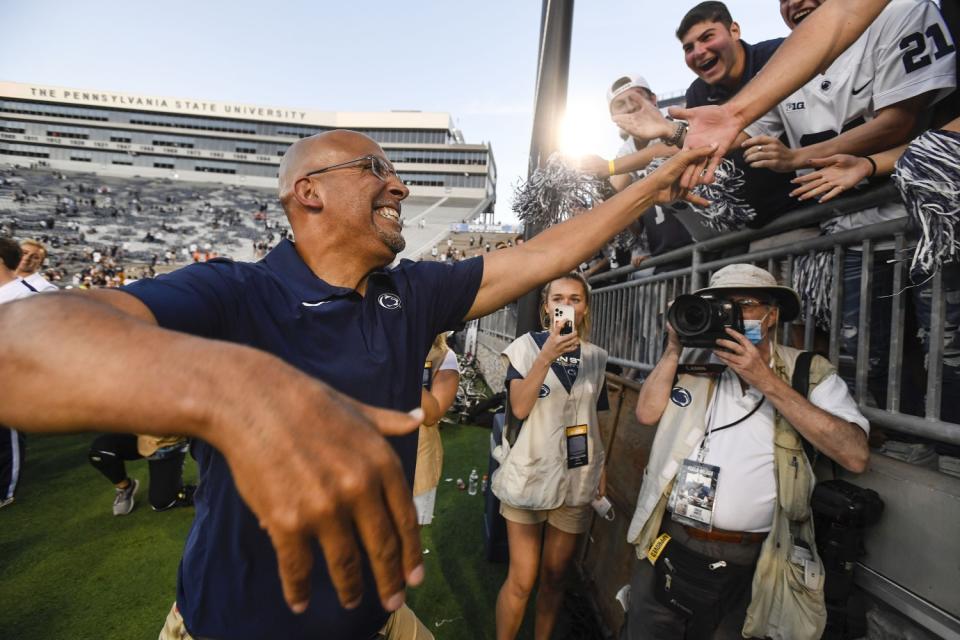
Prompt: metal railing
<box><xmin>586</xmin><ymin>182</ymin><xmax>959</xmax><ymax>446</ymax></box>
<box><xmin>478</xmin><ymin>303</ymin><xmax>518</xmax><ymax>343</ymax></box>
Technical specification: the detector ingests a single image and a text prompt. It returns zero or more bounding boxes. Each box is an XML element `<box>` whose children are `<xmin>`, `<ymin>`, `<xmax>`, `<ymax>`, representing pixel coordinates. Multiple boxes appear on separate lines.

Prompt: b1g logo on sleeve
<box><xmin>538</xmin><ymin>384</ymin><xmax>551</xmax><ymax>398</ymax></box>
<box><xmin>671</xmin><ymin>387</ymin><xmax>692</xmax><ymax>407</ymax></box>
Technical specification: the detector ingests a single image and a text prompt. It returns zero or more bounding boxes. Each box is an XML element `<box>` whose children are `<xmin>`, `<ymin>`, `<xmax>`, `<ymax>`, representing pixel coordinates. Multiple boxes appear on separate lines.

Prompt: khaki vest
<box><xmin>627</xmin><ymin>344</ymin><xmax>835</xmax><ymax>640</ymax></box>
<box><xmin>413</xmin><ymin>343</ymin><xmax>452</xmax><ymax>497</ymax></box>
<box><xmin>491</xmin><ymin>333</ymin><xmax>607</xmax><ymax>510</ymax></box>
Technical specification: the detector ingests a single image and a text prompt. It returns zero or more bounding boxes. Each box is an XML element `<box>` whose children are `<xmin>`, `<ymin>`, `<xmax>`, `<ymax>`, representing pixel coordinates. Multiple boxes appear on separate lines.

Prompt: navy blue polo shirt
<box><xmin>123</xmin><ymin>239</ymin><xmax>483</xmax><ymax>640</ymax></box>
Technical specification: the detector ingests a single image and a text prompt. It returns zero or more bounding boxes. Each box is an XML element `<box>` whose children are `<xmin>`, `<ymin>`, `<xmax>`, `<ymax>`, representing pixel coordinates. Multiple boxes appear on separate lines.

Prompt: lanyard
<box><xmin>698</xmin><ymin>375</ymin><xmax>765</xmax><ymax>463</ymax></box>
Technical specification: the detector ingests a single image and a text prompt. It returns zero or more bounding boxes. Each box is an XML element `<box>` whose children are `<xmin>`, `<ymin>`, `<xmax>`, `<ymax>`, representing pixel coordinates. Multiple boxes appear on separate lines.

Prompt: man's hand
<box><xmin>631</xmin><ymin>254</ymin><xmax>649</xmax><ymax>268</ymax></box>
<box><xmin>742</xmin><ymin>135</ymin><xmax>800</xmax><ymax>172</ymax></box>
<box><xmin>668</xmin><ymin>104</ymin><xmax>745</xmax><ymax>187</ymax></box>
<box><xmin>713</xmin><ymin>328</ymin><xmax>776</xmax><ymax>390</ymax></box>
<box><xmin>218</xmin><ymin>381</ymin><xmax>425</xmax><ymax>615</ymax></box>
<box><xmin>790</xmin><ymin>154</ymin><xmax>873</xmax><ymax>202</ymax></box>
<box><xmin>612</xmin><ymin>101</ymin><xmax>675</xmax><ymax>143</ymax></box>
<box><xmin>575</xmin><ymin>154</ymin><xmax>613</xmax><ymax>176</ymax></box>
<box><xmin>540</xmin><ymin>316</ymin><xmax>580</xmax><ymax>362</ymax></box>
<box><xmin>646</xmin><ymin>144</ymin><xmax>717</xmax><ymax>207</ymax></box>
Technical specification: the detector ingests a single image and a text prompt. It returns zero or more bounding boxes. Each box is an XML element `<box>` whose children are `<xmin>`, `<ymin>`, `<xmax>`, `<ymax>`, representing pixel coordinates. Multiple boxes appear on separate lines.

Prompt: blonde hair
<box><xmin>540</xmin><ymin>273</ymin><xmax>592</xmax><ymax>340</ymax></box>
<box><xmin>20</xmin><ymin>239</ymin><xmax>47</xmax><ymax>259</ymax></box>
<box><xmin>431</xmin><ymin>332</ymin><xmax>449</xmax><ymax>352</ymax></box>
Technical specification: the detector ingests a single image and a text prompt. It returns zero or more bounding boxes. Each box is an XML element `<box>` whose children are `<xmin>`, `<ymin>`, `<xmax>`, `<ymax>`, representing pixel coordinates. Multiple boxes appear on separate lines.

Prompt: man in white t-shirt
<box><xmin>622</xmin><ymin>264</ymin><xmax>869</xmax><ymax>639</ymax></box>
<box><xmin>15</xmin><ymin>239</ymin><xmax>58</xmax><ymax>292</ymax></box>
<box><xmin>0</xmin><ymin>238</ymin><xmax>37</xmax><ymax>508</ymax></box>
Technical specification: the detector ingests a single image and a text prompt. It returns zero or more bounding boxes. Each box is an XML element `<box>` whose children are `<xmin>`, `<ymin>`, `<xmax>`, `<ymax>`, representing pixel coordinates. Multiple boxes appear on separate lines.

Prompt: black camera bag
<box><xmin>652</xmin><ymin>537</ymin><xmax>753</xmax><ymax>638</ymax></box>
<box><xmin>811</xmin><ymin>480</ymin><xmax>883</xmax><ymax>529</ymax></box>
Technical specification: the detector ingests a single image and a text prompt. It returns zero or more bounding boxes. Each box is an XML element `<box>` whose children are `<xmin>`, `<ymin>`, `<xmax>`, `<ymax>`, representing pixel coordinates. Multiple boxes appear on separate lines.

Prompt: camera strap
<box><xmin>790</xmin><ymin>351</ymin><xmax>839</xmax><ymax>478</ymax></box>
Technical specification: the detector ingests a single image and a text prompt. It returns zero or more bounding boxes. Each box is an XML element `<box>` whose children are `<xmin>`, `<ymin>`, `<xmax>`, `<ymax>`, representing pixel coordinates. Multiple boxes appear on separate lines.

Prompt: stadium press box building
<box><xmin>0</xmin><ymin>80</ymin><xmax>497</xmax><ymax>232</ymax></box>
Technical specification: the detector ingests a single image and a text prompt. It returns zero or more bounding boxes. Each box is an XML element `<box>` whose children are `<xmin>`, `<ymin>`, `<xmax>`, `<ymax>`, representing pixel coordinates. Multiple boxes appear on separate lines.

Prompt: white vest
<box><xmin>492</xmin><ymin>333</ymin><xmax>607</xmax><ymax>510</ymax></box>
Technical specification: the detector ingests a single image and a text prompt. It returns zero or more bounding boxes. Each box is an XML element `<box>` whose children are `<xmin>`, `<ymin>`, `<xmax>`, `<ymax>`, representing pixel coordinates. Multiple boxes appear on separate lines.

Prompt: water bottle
<box><xmin>467</xmin><ymin>468</ymin><xmax>479</xmax><ymax>496</ymax></box>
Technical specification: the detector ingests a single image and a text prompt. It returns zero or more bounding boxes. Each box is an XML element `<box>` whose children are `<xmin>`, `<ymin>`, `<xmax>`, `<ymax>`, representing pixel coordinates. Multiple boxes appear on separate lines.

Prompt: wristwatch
<box><xmin>664</xmin><ymin>121</ymin><xmax>688</xmax><ymax>147</ymax></box>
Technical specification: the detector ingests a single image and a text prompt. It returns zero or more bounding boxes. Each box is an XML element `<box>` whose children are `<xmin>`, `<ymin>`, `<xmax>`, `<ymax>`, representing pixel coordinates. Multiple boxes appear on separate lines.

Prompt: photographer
<box><xmin>622</xmin><ymin>264</ymin><xmax>869</xmax><ymax>640</ymax></box>
<box><xmin>493</xmin><ymin>273</ymin><xmax>609</xmax><ymax>640</ymax></box>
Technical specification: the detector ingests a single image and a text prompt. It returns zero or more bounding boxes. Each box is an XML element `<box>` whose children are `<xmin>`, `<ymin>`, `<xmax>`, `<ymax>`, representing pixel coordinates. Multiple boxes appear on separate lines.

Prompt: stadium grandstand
<box><xmin>0</xmin><ymin>80</ymin><xmax>498</xmax><ymax>271</ymax></box>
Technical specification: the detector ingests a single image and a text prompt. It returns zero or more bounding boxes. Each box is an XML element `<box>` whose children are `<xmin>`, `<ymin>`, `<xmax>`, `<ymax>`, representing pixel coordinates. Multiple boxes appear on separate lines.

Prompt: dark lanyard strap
<box><xmin>702</xmin><ymin>396</ymin><xmax>766</xmax><ymax>445</ymax></box>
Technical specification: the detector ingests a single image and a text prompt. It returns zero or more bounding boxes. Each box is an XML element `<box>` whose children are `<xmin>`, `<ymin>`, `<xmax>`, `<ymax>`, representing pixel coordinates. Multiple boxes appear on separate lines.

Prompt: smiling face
<box><xmin>17</xmin><ymin>242</ymin><xmax>45</xmax><ymax>276</ymax></box>
<box><xmin>681</xmin><ymin>20</ymin><xmax>744</xmax><ymax>88</ymax></box>
<box><xmin>779</xmin><ymin>0</ymin><xmax>823</xmax><ymax>29</ymax></box>
<box><xmin>280</xmin><ymin>130</ymin><xmax>410</xmax><ymax>265</ymax></box>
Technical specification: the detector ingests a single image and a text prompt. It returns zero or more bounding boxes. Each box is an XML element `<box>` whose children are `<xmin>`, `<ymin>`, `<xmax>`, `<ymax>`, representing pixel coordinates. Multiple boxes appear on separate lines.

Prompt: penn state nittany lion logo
<box><xmin>538</xmin><ymin>384</ymin><xmax>550</xmax><ymax>398</ymax></box>
<box><xmin>670</xmin><ymin>387</ymin><xmax>692</xmax><ymax>407</ymax></box>
<box><xmin>377</xmin><ymin>293</ymin><xmax>402</xmax><ymax>310</ymax></box>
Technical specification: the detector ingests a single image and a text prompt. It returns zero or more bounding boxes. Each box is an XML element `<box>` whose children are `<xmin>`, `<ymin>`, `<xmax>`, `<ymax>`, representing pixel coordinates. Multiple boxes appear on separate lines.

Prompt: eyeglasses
<box><xmin>727</xmin><ymin>297</ymin><xmax>771</xmax><ymax>309</ymax></box>
<box><xmin>303</xmin><ymin>154</ymin><xmax>398</xmax><ymax>182</ymax></box>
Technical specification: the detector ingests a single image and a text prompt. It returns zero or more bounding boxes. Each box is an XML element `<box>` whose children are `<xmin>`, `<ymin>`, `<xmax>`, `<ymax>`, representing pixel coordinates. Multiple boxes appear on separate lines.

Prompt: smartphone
<box><xmin>554</xmin><ymin>304</ymin><xmax>575</xmax><ymax>335</ymax></box>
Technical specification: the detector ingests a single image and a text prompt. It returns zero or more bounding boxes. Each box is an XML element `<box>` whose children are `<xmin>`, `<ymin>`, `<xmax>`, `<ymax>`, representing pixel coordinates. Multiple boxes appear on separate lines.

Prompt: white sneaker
<box><xmin>0</xmin><ymin>496</ymin><xmax>14</xmax><ymax>509</ymax></box>
<box><xmin>113</xmin><ymin>478</ymin><xmax>139</xmax><ymax>516</ymax></box>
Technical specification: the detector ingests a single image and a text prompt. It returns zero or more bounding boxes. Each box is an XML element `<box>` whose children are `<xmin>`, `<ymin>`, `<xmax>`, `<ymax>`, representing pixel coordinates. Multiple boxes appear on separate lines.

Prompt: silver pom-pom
<box><xmin>892</xmin><ymin>129</ymin><xmax>960</xmax><ymax>276</ymax></box>
<box><xmin>512</xmin><ymin>153</ymin><xmax>613</xmax><ymax>228</ymax></box>
<box><xmin>792</xmin><ymin>250</ymin><xmax>833</xmax><ymax>330</ymax></box>
<box><xmin>638</xmin><ymin>157</ymin><xmax>756</xmax><ymax>231</ymax></box>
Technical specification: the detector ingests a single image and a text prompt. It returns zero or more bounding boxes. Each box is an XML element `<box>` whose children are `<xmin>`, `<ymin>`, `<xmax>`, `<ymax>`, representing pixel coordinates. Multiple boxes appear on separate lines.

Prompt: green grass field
<box><xmin>0</xmin><ymin>423</ymin><xmax>548</xmax><ymax>640</ymax></box>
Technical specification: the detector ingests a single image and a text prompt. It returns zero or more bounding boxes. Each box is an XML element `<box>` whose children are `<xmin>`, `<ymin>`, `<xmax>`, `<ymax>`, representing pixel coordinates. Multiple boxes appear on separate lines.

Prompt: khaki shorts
<box><xmin>499</xmin><ymin>502</ymin><xmax>592</xmax><ymax>535</ymax></box>
<box><xmin>159</xmin><ymin>600</ymin><xmax>434</xmax><ymax>640</ymax></box>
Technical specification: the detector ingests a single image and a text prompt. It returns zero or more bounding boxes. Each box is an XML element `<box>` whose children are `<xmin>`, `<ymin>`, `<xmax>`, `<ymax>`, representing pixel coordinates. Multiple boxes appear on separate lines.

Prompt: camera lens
<box><xmin>669</xmin><ymin>295</ymin><xmax>712</xmax><ymax>336</ymax></box>
<box><xmin>681</xmin><ymin>305</ymin><xmax>707</xmax><ymax>329</ymax></box>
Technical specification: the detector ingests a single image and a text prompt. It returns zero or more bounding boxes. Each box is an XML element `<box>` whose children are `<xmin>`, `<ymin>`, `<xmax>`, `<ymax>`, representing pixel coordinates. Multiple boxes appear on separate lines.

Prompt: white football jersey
<box><xmin>747</xmin><ymin>0</ymin><xmax>956</xmax><ymax>147</ymax></box>
<box><xmin>745</xmin><ymin>0</ymin><xmax>957</xmax><ymax>232</ymax></box>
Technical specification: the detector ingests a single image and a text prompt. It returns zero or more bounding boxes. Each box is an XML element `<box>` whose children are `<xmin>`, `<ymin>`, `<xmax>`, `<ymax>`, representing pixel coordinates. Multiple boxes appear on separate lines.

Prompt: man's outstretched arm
<box><xmin>465</xmin><ymin>145</ymin><xmax>715</xmax><ymax>320</ymax></box>
<box><xmin>674</xmin><ymin>0</ymin><xmax>891</xmax><ymax>183</ymax></box>
<box><xmin>0</xmin><ymin>291</ymin><xmax>423</xmax><ymax>615</ymax></box>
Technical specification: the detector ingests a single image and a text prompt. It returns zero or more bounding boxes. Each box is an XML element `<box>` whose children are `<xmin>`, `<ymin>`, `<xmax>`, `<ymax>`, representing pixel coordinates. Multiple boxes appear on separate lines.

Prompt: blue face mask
<box><xmin>742</xmin><ymin>310</ymin><xmax>772</xmax><ymax>345</ymax></box>
<box><xmin>743</xmin><ymin>320</ymin><xmax>764</xmax><ymax>344</ymax></box>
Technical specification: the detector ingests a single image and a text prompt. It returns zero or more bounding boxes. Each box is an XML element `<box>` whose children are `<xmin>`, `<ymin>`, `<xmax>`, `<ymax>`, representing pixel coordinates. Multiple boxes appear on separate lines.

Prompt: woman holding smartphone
<box><xmin>493</xmin><ymin>273</ymin><xmax>609</xmax><ymax>640</ymax></box>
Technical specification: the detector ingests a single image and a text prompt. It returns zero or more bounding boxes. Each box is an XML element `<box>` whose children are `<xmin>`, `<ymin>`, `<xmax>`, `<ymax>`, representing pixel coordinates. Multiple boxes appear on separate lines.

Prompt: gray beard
<box><xmin>377</xmin><ymin>227</ymin><xmax>406</xmax><ymax>254</ymax></box>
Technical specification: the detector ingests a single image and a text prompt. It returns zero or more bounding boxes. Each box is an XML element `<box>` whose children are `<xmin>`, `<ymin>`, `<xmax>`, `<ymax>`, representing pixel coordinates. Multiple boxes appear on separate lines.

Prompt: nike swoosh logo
<box><xmin>301</xmin><ymin>300</ymin><xmax>332</xmax><ymax>307</ymax></box>
<box><xmin>852</xmin><ymin>79</ymin><xmax>872</xmax><ymax>95</ymax></box>
<box><xmin>707</xmin><ymin>95</ymin><xmax>721</xmax><ymax>103</ymax></box>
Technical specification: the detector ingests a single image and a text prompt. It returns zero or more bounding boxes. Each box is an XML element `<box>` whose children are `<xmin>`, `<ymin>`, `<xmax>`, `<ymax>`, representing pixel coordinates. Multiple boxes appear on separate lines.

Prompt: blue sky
<box><xmin>0</xmin><ymin>0</ymin><xmax>787</xmax><ymax>221</ymax></box>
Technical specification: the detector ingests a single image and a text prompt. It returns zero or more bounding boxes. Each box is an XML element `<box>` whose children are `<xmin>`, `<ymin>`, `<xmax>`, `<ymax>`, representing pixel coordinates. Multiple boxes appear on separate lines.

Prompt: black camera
<box><xmin>667</xmin><ymin>294</ymin><xmax>744</xmax><ymax>348</ymax></box>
